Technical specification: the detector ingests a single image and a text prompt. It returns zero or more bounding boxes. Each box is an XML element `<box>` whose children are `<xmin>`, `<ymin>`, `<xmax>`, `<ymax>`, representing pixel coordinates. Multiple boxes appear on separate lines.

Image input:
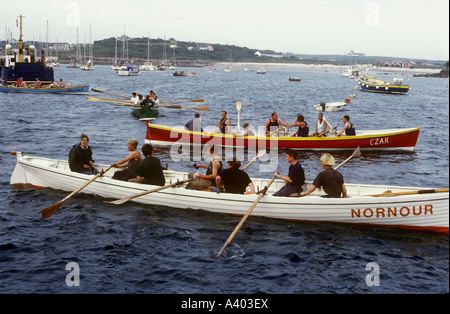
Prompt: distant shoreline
<box><xmin>213</xmin><ymin>62</ymin><xmax>442</xmax><ymax>74</ymax></box>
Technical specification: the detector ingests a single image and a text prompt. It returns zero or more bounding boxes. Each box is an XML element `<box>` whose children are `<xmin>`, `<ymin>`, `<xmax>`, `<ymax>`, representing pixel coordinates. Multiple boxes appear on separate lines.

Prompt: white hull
<box><xmin>10</xmin><ymin>152</ymin><xmax>448</xmax><ymax>233</ymax></box>
<box><xmin>117</xmin><ymin>71</ymin><xmax>141</xmax><ymax>76</ymax></box>
<box><xmin>314</xmin><ymin>102</ymin><xmax>347</xmax><ymax>112</ymax></box>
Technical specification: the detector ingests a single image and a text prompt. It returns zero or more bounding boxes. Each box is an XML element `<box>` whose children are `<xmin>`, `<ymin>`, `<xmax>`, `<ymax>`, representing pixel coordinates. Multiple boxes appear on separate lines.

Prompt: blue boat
<box><xmin>1</xmin><ymin>15</ymin><xmax>54</xmax><ymax>85</ymax></box>
<box><xmin>0</xmin><ymin>85</ymin><xmax>89</xmax><ymax>94</ymax></box>
<box><xmin>357</xmin><ymin>76</ymin><xmax>410</xmax><ymax>94</ymax></box>
<box><xmin>1</xmin><ymin>15</ymin><xmax>89</xmax><ymax>94</ymax></box>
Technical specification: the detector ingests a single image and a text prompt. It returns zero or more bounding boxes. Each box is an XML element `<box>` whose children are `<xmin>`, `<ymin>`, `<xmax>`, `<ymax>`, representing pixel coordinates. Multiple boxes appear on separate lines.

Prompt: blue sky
<box><xmin>2</xmin><ymin>0</ymin><xmax>449</xmax><ymax>60</ymax></box>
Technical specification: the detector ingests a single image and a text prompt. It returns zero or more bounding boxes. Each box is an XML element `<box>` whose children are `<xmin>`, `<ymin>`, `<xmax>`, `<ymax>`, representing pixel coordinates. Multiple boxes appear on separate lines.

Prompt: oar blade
<box><xmin>41</xmin><ymin>201</ymin><xmax>63</xmax><ymax>219</ymax></box>
<box><xmin>353</xmin><ymin>146</ymin><xmax>362</xmax><ymax>158</ymax></box>
<box><xmin>104</xmin><ymin>197</ymin><xmax>131</xmax><ymax>205</ymax></box>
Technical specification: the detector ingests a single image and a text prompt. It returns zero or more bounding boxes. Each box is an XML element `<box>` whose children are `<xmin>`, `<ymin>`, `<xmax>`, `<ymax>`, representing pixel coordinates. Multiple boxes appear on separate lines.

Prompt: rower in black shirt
<box><xmin>215</xmin><ymin>160</ymin><xmax>255</xmax><ymax>194</ymax></box>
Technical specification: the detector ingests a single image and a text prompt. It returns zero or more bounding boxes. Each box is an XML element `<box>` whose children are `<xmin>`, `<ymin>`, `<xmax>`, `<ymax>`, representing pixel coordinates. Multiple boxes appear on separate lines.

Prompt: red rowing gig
<box><xmin>145</xmin><ymin>123</ymin><xmax>420</xmax><ymax>152</ymax></box>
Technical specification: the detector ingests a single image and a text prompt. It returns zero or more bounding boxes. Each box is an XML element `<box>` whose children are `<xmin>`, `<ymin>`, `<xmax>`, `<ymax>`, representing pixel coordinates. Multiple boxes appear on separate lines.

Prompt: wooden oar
<box><xmin>157</xmin><ymin>104</ymin><xmax>209</xmax><ymax>111</ymax></box>
<box><xmin>91</xmin><ymin>88</ymin><xmax>130</xmax><ymax>99</ymax></box>
<box><xmin>87</xmin><ymin>96</ymin><xmax>134</xmax><ymax>104</ymax></box>
<box><xmin>88</xmin><ymin>96</ymin><xmax>208</xmax><ymax>110</ymax></box>
<box><xmin>333</xmin><ymin>146</ymin><xmax>361</xmax><ymax>171</ymax></box>
<box><xmin>87</xmin><ymin>96</ymin><xmax>133</xmax><ymax>103</ymax></box>
<box><xmin>105</xmin><ymin>178</ymin><xmax>193</xmax><ymax>205</ymax></box>
<box><xmin>268</xmin><ymin>127</ymin><xmax>282</xmax><ymax>137</ymax></box>
<box><xmin>317</xmin><ymin>125</ymin><xmax>337</xmax><ymax>137</ymax></box>
<box><xmin>160</xmin><ymin>99</ymin><xmax>205</xmax><ymax>103</ymax></box>
<box><xmin>41</xmin><ymin>165</ymin><xmax>113</xmax><ymax>219</ymax></box>
<box><xmin>87</xmin><ymin>96</ymin><xmax>141</xmax><ymax>107</ymax></box>
<box><xmin>214</xmin><ymin>176</ymin><xmax>276</xmax><ymax>259</ymax></box>
<box><xmin>241</xmin><ymin>150</ymin><xmax>266</xmax><ymax>171</ymax></box>
<box><xmin>368</xmin><ymin>188</ymin><xmax>449</xmax><ymax>198</ymax></box>
<box><xmin>92</xmin><ymin>89</ymin><xmax>205</xmax><ymax>104</ymax></box>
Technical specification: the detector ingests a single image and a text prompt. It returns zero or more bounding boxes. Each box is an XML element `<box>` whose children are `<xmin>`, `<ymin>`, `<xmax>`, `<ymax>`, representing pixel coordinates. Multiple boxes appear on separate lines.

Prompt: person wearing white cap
<box><xmin>300</xmin><ymin>153</ymin><xmax>347</xmax><ymax>198</ymax></box>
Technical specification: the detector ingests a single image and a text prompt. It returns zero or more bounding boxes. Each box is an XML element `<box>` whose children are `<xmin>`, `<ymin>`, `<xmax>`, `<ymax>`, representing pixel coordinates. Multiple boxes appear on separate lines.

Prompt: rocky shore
<box><xmin>413</xmin><ymin>67</ymin><xmax>449</xmax><ymax>78</ymax></box>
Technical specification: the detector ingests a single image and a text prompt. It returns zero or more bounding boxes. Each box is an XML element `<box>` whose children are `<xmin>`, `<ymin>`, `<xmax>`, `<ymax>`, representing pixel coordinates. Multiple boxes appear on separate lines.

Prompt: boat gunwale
<box><xmin>147</xmin><ymin>123</ymin><xmax>421</xmax><ymax>142</ymax></box>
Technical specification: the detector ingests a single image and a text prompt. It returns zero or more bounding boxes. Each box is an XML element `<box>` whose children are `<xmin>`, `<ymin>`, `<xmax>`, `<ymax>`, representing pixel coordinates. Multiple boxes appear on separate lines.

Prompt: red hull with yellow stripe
<box><xmin>145</xmin><ymin>123</ymin><xmax>420</xmax><ymax>151</ymax></box>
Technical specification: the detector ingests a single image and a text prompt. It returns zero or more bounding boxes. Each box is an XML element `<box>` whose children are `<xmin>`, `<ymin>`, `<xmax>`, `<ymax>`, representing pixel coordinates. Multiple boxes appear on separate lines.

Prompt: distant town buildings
<box><xmin>378</xmin><ymin>61</ymin><xmax>417</xmax><ymax>68</ymax></box>
<box><xmin>254</xmin><ymin>50</ymin><xmax>283</xmax><ymax>58</ymax></box>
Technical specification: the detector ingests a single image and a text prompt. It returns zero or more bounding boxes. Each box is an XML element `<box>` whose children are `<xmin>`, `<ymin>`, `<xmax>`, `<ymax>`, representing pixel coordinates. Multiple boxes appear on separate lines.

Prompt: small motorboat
<box><xmin>358</xmin><ymin>77</ymin><xmax>410</xmax><ymax>94</ymax></box>
<box><xmin>118</xmin><ymin>64</ymin><xmax>141</xmax><ymax>76</ymax></box>
<box><xmin>314</xmin><ymin>102</ymin><xmax>347</xmax><ymax>112</ymax></box>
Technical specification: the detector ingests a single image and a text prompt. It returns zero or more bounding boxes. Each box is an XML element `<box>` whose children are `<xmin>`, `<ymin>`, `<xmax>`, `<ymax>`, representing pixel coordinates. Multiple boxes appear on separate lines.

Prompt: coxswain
<box><xmin>336</xmin><ymin>115</ymin><xmax>356</xmax><ymax>136</ymax></box>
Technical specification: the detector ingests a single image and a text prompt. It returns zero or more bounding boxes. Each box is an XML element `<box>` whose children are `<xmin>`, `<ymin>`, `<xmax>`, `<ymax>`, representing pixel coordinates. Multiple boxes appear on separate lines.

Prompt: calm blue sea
<box><xmin>0</xmin><ymin>65</ymin><xmax>448</xmax><ymax>299</ymax></box>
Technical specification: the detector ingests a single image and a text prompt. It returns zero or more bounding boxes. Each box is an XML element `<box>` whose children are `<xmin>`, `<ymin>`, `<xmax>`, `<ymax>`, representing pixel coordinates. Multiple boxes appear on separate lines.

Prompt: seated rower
<box><xmin>140</xmin><ymin>95</ymin><xmax>153</xmax><ymax>107</ymax></box>
<box><xmin>336</xmin><ymin>115</ymin><xmax>356</xmax><ymax>136</ymax></box>
<box><xmin>15</xmin><ymin>77</ymin><xmax>27</xmax><ymax>87</ymax></box>
<box><xmin>135</xmin><ymin>143</ymin><xmax>165</xmax><ymax>186</ymax></box>
<box><xmin>58</xmin><ymin>79</ymin><xmax>66</xmax><ymax>88</ymax></box>
<box><xmin>111</xmin><ymin>139</ymin><xmax>142</xmax><ymax>182</ymax></box>
<box><xmin>300</xmin><ymin>153</ymin><xmax>347</xmax><ymax>198</ymax></box>
<box><xmin>185</xmin><ymin>145</ymin><xmax>223</xmax><ymax>191</ymax></box>
<box><xmin>137</xmin><ymin>94</ymin><xmax>144</xmax><ymax>106</ymax></box>
<box><xmin>273</xmin><ymin>150</ymin><xmax>305</xmax><ymax>196</ymax></box>
<box><xmin>264</xmin><ymin>112</ymin><xmax>290</xmax><ymax>136</ymax></box>
<box><xmin>290</xmin><ymin>114</ymin><xmax>309</xmax><ymax>137</ymax></box>
<box><xmin>34</xmin><ymin>78</ymin><xmax>42</xmax><ymax>88</ymax></box>
<box><xmin>215</xmin><ymin>160</ymin><xmax>255</xmax><ymax>194</ymax></box>
<box><xmin>130</xmin><ymin>92</ymin><xmax>139</xmax><ymax>105</ymax></box>
<box><xmin>48</xmin><ymin>79</ymin><xmax>58</xmax><ymax>88</ymax></box>
<box><xmin>313</xmin><ymin>113</ymin><xmax>328</xmax><ymax>137</ymax></box>
<box><xmin>232</xmin><ymin>122</ymin><xmax>255</xmax><ymax>137</ymax></box>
